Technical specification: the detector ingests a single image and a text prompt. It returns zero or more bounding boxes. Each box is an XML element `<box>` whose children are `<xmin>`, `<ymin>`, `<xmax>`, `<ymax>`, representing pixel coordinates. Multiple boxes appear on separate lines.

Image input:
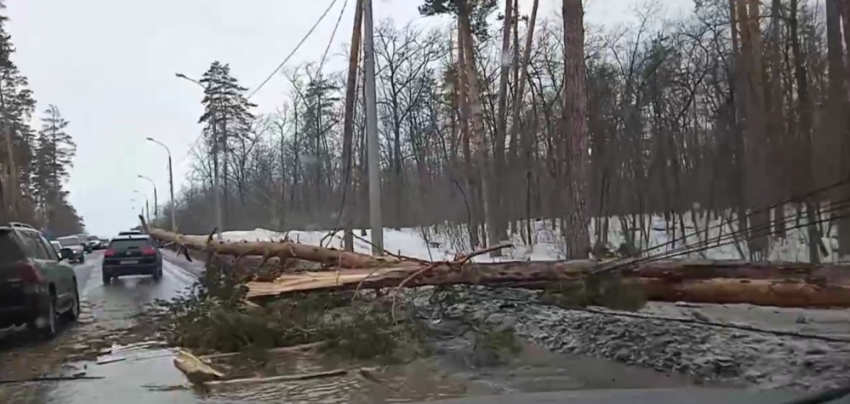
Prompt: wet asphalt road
<box><xmin>0</xmin><ymin>250</ymin><xmax>202</xmax><ymax>404</ymax></box>
<box><xmin>76</xmin><ymin>250</ymin><xmax>199</xmax><ymax>330</ymax></box>
<box><xmin>2</xmin><ymin>252</ymin><xmax>801</xmax><ymax>404</ymax></box>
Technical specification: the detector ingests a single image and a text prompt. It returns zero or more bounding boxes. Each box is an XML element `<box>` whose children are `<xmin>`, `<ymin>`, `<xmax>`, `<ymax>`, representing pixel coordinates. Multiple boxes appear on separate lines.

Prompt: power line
<box><xmin>247</xmin><ymin>0</ymin><xmax>340</xmax><ymax>100</ymax></box>
<box><xmin>314</xmin><ymin>0</ymin><xmax>349</xmax><ymax>79</ymax></box>
<box><xmin>177</xmin><ymin>0</ymin><xmax>341</xmax><ymax>168</ymax></box>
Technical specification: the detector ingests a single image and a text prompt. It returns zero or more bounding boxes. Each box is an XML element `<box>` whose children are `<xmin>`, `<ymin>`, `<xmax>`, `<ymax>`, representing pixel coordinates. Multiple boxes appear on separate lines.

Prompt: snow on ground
<box><xmin>215</xmin><ymin>208</ymin><xmax>847</xmax><ymax>263</ymax></box>
<box><xmin>198</xmin><ymin>211</ymin><xmax>850</xmax><ymax>391</ymax></box>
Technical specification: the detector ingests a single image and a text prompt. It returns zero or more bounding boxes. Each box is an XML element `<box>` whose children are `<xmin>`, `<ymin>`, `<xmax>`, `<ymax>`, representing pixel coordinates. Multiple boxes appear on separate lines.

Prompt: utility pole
<box><xmin>145</xmin><ymin>199</ymin><xmax>150</xmax><ymax>225</ymax></box>
<box><xmin>363</xmin><ymin>0</ymin><xmax>383</xmax><ymax>255</ymax></box>
<box><xmin>147</xmin><ymin>137</ymin><xmax>176</xmax><ymax>231</ymax></box>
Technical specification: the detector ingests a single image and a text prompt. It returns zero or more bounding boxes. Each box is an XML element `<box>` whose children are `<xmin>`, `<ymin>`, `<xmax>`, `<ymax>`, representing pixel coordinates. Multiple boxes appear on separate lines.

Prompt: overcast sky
<box><xmin>6</xmin><ymin>0</ymin><xmax>687</xmax><ymax>236</ymax></box>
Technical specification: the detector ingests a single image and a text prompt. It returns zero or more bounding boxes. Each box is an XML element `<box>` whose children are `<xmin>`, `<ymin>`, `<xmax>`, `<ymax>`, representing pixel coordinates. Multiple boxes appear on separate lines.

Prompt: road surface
<box><xmin>0</xmin><ymin>250</ymin><xmax>200</xmax><ymax>404</ymax></box>
<box><xmin>0</xmin><ymin>250</ymin><xmax>821</xmax><ymax>404</ymax></box>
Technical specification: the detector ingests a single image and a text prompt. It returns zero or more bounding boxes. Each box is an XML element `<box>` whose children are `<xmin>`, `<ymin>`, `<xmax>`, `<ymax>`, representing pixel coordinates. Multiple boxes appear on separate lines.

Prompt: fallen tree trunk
<box><xmin>151</xmin><ymin>228</ymin><xmax>850</xmax><ymax>308</ymax></box>
<box><xmin>149</xmin><ymin>228</ymin><xmax>850</xmax><ymax>282</ymax></box>
<box><xmin>244</xmin><ymin>261</ymin><xmax>591</xmax><ymax>299</ymax></box>
<box><xmin>149</xmin><ymin>228</ymin><xmax>401</xmax><ymax>269</ymax></box>
<box><xmin>246</xmin><ymin>270</ymin><xmax>850</xmax><ymax>308</ymax></box>
<box><xmin>641</xmin><ymin>278</ymin><xmax>850</xmax><ymax>308</ymax></box>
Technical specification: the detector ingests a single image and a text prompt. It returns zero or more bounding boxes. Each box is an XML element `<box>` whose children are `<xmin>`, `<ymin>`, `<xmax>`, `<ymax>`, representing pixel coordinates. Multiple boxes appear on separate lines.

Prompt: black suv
<box><xmin>102</xmin><ymin>235</ymin><xmax>163</xmax><ymax>284</ymax></box>
<box><xmin>0</xmin><ymin>222</ymin><xmax>80</xmax><ymax>338</ymax></box>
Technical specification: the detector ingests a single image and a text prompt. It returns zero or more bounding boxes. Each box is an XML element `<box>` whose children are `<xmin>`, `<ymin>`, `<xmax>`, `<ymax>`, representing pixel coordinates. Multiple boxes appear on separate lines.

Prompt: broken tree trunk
<box><xmin>149</xmin><ymin>228</ymin><xmax>401</xmax><ymax>269</ymax></box>
<box><xmin>149</xmin><ymin>228</ymin><xmax>850</xmax><ymax>281</ymax></box>
<box><xmin>641</xmin><ymin>278</ymin><xmax>850</xmax><ymax>308</ymax></box>
<box><xmin>242</xmin><ymin>264</ymin><xmax>850</xmax><ymax>308</ymax></box>
<box><xmin>149</xmin><ymin>229</ymin><xmax>850</xmax><ymax>308</ymax></box>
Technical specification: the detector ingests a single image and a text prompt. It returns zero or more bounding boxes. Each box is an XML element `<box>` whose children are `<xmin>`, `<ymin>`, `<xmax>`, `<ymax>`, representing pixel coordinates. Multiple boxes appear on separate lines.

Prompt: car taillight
<box><xmin>141</xmin><ymin>247</ymin><xmax>156</xmax><ymax>255</ymax></box>
<box><xmin>18</xmin><ymin>260</ymin><xmax>44</xmax><ymax>283</ymax></box>
<box><xmin>104</xmin><ymin>249</ymin><xmax>115</xmax><ymax>257</ymax></box>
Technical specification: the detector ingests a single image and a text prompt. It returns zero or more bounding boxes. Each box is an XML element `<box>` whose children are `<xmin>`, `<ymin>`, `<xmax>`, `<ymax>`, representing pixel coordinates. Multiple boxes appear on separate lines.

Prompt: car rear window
<box><xmin>58</xmin><ymin>237</ymin><xmax>80</xmax><ymax>247</ymax></box>
<box><xmin>109</xmin><ymin>238</ymin><xmax>152</xmax><ymax>251</ymax></box>
<box><xmin>0</xmin><ymin>230</ymin><xmax>25</xmax><ymax>264</ymax></box>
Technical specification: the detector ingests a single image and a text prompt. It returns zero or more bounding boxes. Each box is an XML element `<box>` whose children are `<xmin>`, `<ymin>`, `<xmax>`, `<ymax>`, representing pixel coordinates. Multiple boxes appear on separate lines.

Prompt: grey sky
<box><xmin>7</xmin><ymin>0</ymin><xmax>687</xmax><ymax>236</ymax></box>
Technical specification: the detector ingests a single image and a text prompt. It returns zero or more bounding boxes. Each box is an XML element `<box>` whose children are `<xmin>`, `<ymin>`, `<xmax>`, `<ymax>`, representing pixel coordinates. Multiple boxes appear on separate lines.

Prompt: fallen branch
<box><xmin>205</xmin><ymin>369</ymin><xmax>347</xmax><ymax>386</ymax></box>
<box><xmin>390</xmin><ymin>243</ymin><xmax>514</xmax><ymax>321</ymax></box>
<box><xmin>198</xmin><ymin>341</ymin><xmax>327</xmax><ymax>361</ymax></box>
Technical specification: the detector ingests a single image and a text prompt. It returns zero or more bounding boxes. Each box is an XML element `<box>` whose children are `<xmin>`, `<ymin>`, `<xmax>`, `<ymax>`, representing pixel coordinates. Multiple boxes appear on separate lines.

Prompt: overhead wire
<box><xmin>616</xmin><ymin>176</ymin><xmax>850</xmax><ymax>265</ymax></box>
<box><xmin>589</xmin><ymin>178</ymin><xmax>850</xmax><ymax>276</ymax></box>
<box><xmin>247</xmin><ymin>0</ymin><xmax>341</xmax><ymax>100</ymax></box>
<box><xmin>177</xmin><ymin>0</ymin><xmax>341</xmax><ymax>168</ymax></box>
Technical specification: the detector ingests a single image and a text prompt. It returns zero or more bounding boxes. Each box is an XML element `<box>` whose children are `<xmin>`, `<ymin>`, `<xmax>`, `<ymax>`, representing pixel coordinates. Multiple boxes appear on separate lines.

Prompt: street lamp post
<box><xmin>147</xmin><ymin>137</ymin><xmax>176</xmax><ymax>232</ymax></box>
<box><xmin>176</xmin><ymin>72</ymin><xmax>222</xmax><ymax>240</ymax></box>
<box><xmin>137</xmin><ymin>176</ymin><xmax>158</xmax><ymax>223</ymax></box>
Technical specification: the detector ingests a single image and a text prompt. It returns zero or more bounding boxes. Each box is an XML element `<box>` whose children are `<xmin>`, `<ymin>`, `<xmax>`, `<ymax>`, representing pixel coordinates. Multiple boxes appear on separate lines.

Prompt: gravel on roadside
<box><xmin>408</xmin><ymin>287</ymin><xmax>850</xmax><ymax>393</ymax></box>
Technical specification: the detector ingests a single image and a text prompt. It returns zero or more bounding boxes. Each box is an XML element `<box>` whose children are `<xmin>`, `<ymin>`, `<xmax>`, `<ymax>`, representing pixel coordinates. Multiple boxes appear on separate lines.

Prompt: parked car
<box><xmin>102</xmin><ymin>235</ymin><xmax>162</xmax><ymax>284</ymax></box>
<box><xmin>55</xmin><ymin>236</ymin><xmax>86</xmax><ymax>263</ymax></box>
<box><xmin>118</xmin><ymin>230</ymin><xmax>142</xmax><ymax>236</ymax></box>
<box><xmin>0</xmin><ymin>221</ymin><xmax>80</xmax><ymax>338</ymax></box>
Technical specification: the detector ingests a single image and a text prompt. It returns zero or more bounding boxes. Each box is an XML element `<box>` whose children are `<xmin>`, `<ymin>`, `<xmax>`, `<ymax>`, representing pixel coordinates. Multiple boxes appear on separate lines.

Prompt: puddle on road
<box><xmin>30</xmin><ymin>339</ymin><xmax>699</xmax><ymax>404</ymax></box>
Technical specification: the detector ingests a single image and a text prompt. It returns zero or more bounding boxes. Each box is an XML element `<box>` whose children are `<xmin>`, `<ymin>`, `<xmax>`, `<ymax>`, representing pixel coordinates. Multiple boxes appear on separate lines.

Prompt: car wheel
<box><xmin>153</xmin><ymin>266</ymin><xmax>162</xmax><ymax>282</ymax></box>
<box><xmin>102</xmin><ymin>272</ymin><xmax>111</xmax><ymax>285</ymax></box>
<box><xmin>66</xmin><ymin>283</ymin><xmax>81</xmax><ymax>321</ymax></box>
<box><xmin>27</xmin><ymin>295</ymin><xmax>57</xmax><ymax>339</ymax></box>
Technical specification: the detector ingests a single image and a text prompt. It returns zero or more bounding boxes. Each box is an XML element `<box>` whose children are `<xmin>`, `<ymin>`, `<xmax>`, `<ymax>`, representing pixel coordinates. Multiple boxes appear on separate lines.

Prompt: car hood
<box><xmin>63</xmin><ymin>245</ymin><xmax>83</xmax><ymax>252</ymax></box>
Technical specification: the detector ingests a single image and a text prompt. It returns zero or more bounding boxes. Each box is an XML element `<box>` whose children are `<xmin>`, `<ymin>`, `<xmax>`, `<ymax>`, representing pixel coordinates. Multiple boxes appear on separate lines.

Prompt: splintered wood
<box><xmin>149</xmin><ymin>228</ymin><xmax>850</xmax><ymax>308</ymax></box>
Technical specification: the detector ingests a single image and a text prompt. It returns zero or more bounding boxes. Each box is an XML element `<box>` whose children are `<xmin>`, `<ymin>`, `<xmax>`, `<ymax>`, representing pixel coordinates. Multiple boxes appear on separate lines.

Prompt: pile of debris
<box><xmin>149</xmin><ymin>228</ymin><xmax>850</xmax><ymax>308</ymax></box>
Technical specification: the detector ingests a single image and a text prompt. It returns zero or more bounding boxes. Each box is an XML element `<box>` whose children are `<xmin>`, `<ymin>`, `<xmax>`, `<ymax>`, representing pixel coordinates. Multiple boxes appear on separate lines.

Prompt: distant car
<box><xmin>85</xmin><ymin>235</ymin><xmax>105</xmax><ymax>251</ymax></box>
<box><xmin>56</xmin><ymin>236</ymin><xmax>86</xmax><ymax>263</ymax></box>
<box><xmin>118</xmin><ymin>230</ymin><xmax>142</xmax><ymax>236</ymax></box>
<box><xmin>0</xmin><ymin>221</ymin><xmax>80</xmax><ymax>338</ymax></box>
<box><xmin>102</xmin><ymin>235</ymin><xmax>162</xmax><ymax>284</ymax></box>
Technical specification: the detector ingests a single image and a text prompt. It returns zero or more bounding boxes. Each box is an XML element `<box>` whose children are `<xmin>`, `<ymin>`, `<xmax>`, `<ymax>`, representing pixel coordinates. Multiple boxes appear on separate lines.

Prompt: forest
<box><xmin>0</xmin><ymin>0</ymin><xmax>84</xmax><ymax>236</ymax></box>
<box><xmin>163</xmin><ymin>0</ymin><xmax>850</xmax><ymax>263</ymax></box>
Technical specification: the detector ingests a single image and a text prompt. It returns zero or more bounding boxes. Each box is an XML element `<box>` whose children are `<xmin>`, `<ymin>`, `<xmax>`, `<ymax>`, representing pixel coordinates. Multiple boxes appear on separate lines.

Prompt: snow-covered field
<box><xmin>215</xmin><ymin>210</ymin><xmax>848</xmax><ymax>263</ymax></box>
<box><xmin>193</xmin><ymin>212</ymin><xmax>850</xmax><ymax>392</ymax></box>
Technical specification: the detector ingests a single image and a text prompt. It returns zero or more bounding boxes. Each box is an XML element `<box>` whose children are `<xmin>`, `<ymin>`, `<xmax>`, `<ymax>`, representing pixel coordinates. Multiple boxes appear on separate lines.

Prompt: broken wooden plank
<box><xmin>173</xmin><ymin>349</ymin><xmax>224</xmax><ymax>384</ymax></box>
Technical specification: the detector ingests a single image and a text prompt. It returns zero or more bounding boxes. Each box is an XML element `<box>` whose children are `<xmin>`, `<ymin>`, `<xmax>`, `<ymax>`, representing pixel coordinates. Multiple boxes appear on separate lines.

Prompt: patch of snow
<box><xmin>207</xmin><ymin>207</ymin><xmax>848</xmax><ymax>263</ymax></box>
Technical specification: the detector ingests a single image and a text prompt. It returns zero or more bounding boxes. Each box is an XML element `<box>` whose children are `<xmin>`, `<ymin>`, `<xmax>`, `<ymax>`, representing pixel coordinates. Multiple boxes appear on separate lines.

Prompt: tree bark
<box><xmin>490</xmin><ymin>0</ymin><xmax>514</xmax><ymax>257</ymax></box>
<box><xmin>826</xmin><ymin>0</ymin><xmax>850</xmax><ymax>255</ymax></box>
<box><xmin>561</xmin><ymin>0</ymin><xmax>591</xmax><ymax>258</ymax></box>
<box><xmin>455</xmin><ymin>0</ymin><xmax>497</xmax><ymax>251</ymax></box>
<box><xmin>456</xmin><ymin>23</ymin><xmax>480</xmax><ymax>249</ymax></box>
<box><xmin>242</xmin><ymin>260</ymin><xmax>850</xmax><ymax>309</ymax></box>
<box><xmin>340</xmin><ymin>0</ymin><xmax>365</xmax><ymax>252</ymax></box>
<box><xmin>149</xmin><ymin>228</ymin><xmax>400</xmax><ymax>269</ymax></box>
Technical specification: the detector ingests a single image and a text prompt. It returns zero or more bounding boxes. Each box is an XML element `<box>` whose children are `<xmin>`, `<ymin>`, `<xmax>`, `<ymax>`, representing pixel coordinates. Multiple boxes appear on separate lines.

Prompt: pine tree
<box><xmin>0</xmin><ymin>0</ymin><xmax>37</xmax><ymax>222</ymax></box>
<box><xmin>33</xmin><ymin>105</ymin><xmax>76</xmax><ymax>224</ymax></box>
<box><xmin>197</xmin><ymin>61</ymin><xmax>256</xmax><ymax>225</ymax></box>
<box><xmin>419</xmin><ymin>0</ymin><xmax>496</xmax><ymax>41</ymax></box>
